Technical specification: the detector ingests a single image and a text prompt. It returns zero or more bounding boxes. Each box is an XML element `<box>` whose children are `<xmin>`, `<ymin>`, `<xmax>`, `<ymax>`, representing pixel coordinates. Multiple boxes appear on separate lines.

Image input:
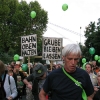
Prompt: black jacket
<box><xmin>0</xmin><ymin>76</ymin><xmax>5</xmax><ymax>100</ymax></box>
<box><xmin>93</xmin><ymin>89</ymin><xmax>100</xmax><ymax>100</ymax></box>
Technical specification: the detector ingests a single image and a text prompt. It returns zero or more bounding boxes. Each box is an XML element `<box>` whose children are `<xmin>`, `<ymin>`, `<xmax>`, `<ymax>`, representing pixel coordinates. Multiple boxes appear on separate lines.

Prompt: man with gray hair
<box><xmin>39</xmin><ymin>44</ymin><xmax>94</xmax><ymax>100</ymax></box>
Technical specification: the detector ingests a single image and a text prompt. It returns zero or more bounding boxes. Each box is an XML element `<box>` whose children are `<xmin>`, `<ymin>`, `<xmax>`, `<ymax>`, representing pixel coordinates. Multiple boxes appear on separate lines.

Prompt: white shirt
<box><xmin>4</xmin><ymin>74</ymin><xmax>18</xmax><ymax>99</ymax></box>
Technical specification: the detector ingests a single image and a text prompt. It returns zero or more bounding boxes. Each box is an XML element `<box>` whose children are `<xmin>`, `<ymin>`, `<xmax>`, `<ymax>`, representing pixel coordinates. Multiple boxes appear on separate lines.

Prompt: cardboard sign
<box><xmin>21</xmin><ymin>34</ymin><xmax>37</xmax><ymax>56</ymax></box>
<box><xmin>42</xmin><ymin>37</ymin><xmax>63</xmax><ymax>60</ymax></box>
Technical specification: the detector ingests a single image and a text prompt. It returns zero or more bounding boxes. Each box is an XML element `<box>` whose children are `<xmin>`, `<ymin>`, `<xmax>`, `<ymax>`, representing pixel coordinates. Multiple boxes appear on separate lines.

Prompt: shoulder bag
<box><xmin>62</xmin><ymin>67</ymin><xmax>87</xmax><ymax>100</ymax></box>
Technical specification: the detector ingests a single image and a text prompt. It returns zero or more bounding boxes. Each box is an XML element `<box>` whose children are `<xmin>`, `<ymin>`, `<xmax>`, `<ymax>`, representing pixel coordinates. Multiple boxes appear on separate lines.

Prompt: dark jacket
<box><xmin>0</xmin><ymin>76</ymin><xmax>5</xmax><ymax>100</ymax></box>
<box><xmin>93</xmin><ymin>89</ymin><xmax>100</xmax><ymax>100</ymax></box>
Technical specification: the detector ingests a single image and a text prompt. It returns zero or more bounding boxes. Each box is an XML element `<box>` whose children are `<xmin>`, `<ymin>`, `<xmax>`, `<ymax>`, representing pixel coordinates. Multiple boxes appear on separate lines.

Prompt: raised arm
<box><xmin>23</xmin><ymin>78</ymin><xmax>32</xmax><ymax>90</ymax></box>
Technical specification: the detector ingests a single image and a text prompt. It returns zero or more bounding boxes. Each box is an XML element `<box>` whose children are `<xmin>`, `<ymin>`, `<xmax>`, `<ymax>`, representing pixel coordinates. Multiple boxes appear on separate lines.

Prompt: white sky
<box><xmin>19</xmin><ymin>0</ymin><xmax>100</xmax><ymax>46</ymax></box>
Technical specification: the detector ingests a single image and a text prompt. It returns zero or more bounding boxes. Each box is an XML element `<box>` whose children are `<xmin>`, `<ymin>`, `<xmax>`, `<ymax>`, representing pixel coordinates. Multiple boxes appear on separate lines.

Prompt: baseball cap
<box><xmin>33</xmin><ymin>63</ymin><xmax>47</xmax><ymax>77</ymax></box>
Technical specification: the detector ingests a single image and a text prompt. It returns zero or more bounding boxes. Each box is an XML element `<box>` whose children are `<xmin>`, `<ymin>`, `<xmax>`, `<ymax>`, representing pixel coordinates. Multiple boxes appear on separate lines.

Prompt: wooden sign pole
<box><xmin>28</xmin><ymin>56</ymin><xmax>30</xmax><ymax>75</ymax></box>
<box><xmin>50</xmin><ymin>60</ymin><xmax>53</xmax><ymax>71</ymax></box>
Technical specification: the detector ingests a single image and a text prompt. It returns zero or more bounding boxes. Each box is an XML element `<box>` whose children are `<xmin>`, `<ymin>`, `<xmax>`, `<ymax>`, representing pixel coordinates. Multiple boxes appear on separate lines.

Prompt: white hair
<box><xmin>62</xmin><ymin>44</ymin><xmax>82</xmax><ymax>57</ymax></box>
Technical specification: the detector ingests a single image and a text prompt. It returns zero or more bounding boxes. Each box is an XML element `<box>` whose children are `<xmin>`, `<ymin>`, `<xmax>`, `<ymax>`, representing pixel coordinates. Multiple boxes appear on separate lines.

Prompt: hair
<box><xmin>0</xmin><ymin>60</ymin><xmax>5</xmax><ymax>70</ymax></box>
<box><xmin>0</xmin><ymin>60</ymin><xmax>5</xmax><ymax>75</ymax></box>
<box><xmin>62</xmin><ymin>44</ymin><xmax>82</xmax><ymax>57</ymax></box>
<box><xmin>85</xmin><ymin>63</ymin><xmax>93</xmax><ymax>72</ymax></box>
<box><xmin>8</xmin><ymin>70</ymin><xmax>13</xmax><ymax>73</ymax></box>
<box><xmin>14</xmin><ymin>64</ymin><xmax>21</xmax><ymax>67</ymax></box>
<box><xmin>85</xmin><ymin>63</ymin><xmax>93</xmax><ymax>68</ymax></box>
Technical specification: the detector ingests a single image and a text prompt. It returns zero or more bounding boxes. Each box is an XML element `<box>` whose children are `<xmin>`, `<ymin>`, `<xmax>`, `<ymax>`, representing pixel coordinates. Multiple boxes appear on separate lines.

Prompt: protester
<box><xmin>23</xmin><ymin>63</ymin><xmax>47</xmax><ymax>100</ymax></box>
<box><xmin>39</xmin><ymin>44</ymin><xmax>94</xmax><ymax>100</ymax></box>
<box><xmin>85</xmin><ymin>63</ymin><xmax>98</xmax><ymax>86</ymax></box>
<box><xmin>17</xmin><ymin>76</ymin><xmax>24</xmax><ymax>99</ymax></box>
<box><xmin>93</xmin><ymin>72</ymin><xmax>100</xmax><ymax>100</ymax></box>
<box><xmin>0</xmin><ymin>76</ymin><xmax>5</xmax><ymax>100</ymax></box>
<box><xmin>0</xmin><ymin>60</ymin><xmax>18</xmax><ymax>100</ymax></box>
<box><xmin>0</xmin><ymin>60</ymin><xmax>5</xmax><ymax>100</ymax></box>
<box><xmin>7</xmin><ymin>65</ymin><xmax>13</xmax><ymax>72</ymax></box>
<box><xmin>55</xmin><ymin>64</ymin><xmax>62</xmax><ymax>69</ymax></box>
<box><xmin>10</xmin><ymin>61</ymin><xmax>16</xmax><ymax>68</ymax></box>
<box><xmin>92</xmin><ymin>61</ymin><xmax>99</xmax><ymax>74</ymax></box>
<box><xmin>13</xmin><ymin>64</ymin><xmax>26</xmax><ymax>99</ymax></box>
<box><xmin>7</xmin><ymin>64</ymin><xmax>17</xmax><ymax>87</ymax></box>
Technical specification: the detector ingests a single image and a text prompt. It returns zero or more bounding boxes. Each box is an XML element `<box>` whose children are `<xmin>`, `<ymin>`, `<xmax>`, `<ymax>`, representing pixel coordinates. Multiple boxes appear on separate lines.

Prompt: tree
<box><xmin>0</xmin><ymin>0</ymin><xmax>48</xmax><ymax>63</ymax></box>
<box><xmin>84</xmin><ymin>19</ymin><xmax>100</xmax><ymax>61</ymax></box>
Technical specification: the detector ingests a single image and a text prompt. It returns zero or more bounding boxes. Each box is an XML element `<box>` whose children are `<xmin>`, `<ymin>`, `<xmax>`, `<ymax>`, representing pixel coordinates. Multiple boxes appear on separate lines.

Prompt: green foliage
<box><xmin>0</xmin><ymin>0</ymin><xmax>48</xmax><ymax>62</ymax></box>
<box><xmin>0</xmin><ymin>52</ymin><xmax>13</xmax><ymax>64</ymax></box>
<box><xmin>83</xmin><ymin>18</ymin><xmax>100</xmax><ymax>61</ymax></box>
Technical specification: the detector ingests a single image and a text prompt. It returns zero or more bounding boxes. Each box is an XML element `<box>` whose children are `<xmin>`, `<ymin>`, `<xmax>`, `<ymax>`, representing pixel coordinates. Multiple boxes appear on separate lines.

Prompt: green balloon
<box><xmin>22</xmin><ymin>64</ymin><xmax>28</xmax><ymax>71</ymax></box>
<box><xmin>30</xmin><ymin>11</ymin><xmax>36</xmax><ymax>18</ymax></box>
<box><xmin>14</xmin><ymin>54</ymin><xmax>19</xmax><ymax>61</ymax></box>
<box><xmin>94</xmin><ymin>55</ymin><xmax>99</xmax><ymax>61</ymax></box>
<box><xmin>89</xmin><ymin>47</ymin><xmax>95</xmax><ymax>55</ymax></box>
<box><xmin>82</xmin><ymin>62</ymin><xmax>87</xmax><ymax>70</ymax></box>
<box><xmin>98</xmin><ymin>59</ymin><xmax>100</xmax><ymax>63</ymax></box>
<box><xmin>98</xmin><ymin>56</ymin><xmax>100</xmax><ymax>60</ymax></box>
<box><xmin>82</xmin><ymin>58</ymin><xmax>86</xmax><ymax>64</ymax></box>
<box><xmin>62</xmin><ymin>4</ymin><xmax>68</xmax><ymax>11</ymax></box>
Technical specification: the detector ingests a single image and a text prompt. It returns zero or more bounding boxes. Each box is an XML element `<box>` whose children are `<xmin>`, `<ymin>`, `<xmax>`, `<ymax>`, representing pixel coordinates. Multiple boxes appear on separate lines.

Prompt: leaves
<box><xmin>83</xmin><ymin>18</ymin><xmax>100</xmax><ymax>61</ymax></box>
<box><xmin>0</xmin><ymin>0</ymin><xmax>48</xmax><ymax>63</ymax></box>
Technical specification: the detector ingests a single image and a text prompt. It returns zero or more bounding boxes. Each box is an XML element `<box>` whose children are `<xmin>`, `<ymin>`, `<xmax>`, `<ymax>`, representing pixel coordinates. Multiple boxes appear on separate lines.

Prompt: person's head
<box><xmin>11</xmin><ymin>61</ymin><xmax>15</xmax><ymax>66</ymax></box>
<box><xmin>55</xmin><ymin>64</ymin><xmax>61</xmax><ymax>69</ymax></box>
<box><xmin>62</xmin><ymin>44</ymin><xmax>81</xmax><ymax>73</ymax></box>
<box><xmin>7</xmin><ymin>65</ymin><xmax>13</xmax><ymax>71</ymax></box>
<box><xmin>85</xmin><ymin>63</ymin><xmax>93</xmax><ymax>74</ymax></box>
<box><xmin>14</xmin><ymin>64</ymin><xmax>21</xmax><ymax>72</ymax></box>
<box><xmin>0</xmin><ymin>60</ymin><xmax>5</xmax><ymax>76</ymax></box>
<box><xmin>10</xmin><ymin>61</ymin><xmax>15</xmax><ymax>68</ymax></box>
<box><xmin>92</xmin><ymin>61</ymin><xmax>97</xmax><ymax>68</ymax></box>
<box><xmin>33</xmin><ymin>63</ymin><xmax>47</xmax><ymax>80</ymax></box>
<box><xmin>8</xmin><ymin>70</ymin><xmax>13</xmax><ymax>76</ymax></box>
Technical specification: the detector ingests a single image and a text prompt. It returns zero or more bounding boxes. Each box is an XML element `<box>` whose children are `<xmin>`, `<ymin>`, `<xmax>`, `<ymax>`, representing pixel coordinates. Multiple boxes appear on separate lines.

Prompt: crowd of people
<box><xmin>0</xmin><ymin>43</ymin><xmax>100</xmax><ymax>100</ymax></box>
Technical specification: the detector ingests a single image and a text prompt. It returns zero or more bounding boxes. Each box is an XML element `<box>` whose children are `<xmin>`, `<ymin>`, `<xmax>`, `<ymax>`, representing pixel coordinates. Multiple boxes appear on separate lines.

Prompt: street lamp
<box><xmin>80</xmin><ymin>27</ymin><xmax>82</xmax><ymax>44</ymax></box>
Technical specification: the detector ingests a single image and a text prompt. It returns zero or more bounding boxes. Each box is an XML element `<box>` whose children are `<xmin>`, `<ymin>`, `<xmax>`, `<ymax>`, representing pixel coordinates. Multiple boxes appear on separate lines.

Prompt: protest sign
<box><xmin>21</xmin><ymin>34</ymin><xmax>37</xmax><ymax>56</ymax></box>
<box><xmin>42</xmin><ymin>37</ymin><xmax>63</xmax><ymax>60</ymax></box>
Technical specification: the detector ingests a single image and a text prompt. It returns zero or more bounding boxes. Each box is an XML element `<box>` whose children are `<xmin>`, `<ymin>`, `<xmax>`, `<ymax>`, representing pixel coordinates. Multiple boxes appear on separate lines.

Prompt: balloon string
<box><xmin>90</xmin><ymin>55</ymin><xmax>92</xmax><ymax>61</ymax></box>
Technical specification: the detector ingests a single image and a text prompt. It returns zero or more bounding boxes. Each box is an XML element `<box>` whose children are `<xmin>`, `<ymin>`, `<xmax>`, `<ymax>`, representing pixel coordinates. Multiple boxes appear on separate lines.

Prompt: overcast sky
<box><xmin>19</xmin><ymin>0</ymin><xmax>100</xmax><ymax>46</ymax></box>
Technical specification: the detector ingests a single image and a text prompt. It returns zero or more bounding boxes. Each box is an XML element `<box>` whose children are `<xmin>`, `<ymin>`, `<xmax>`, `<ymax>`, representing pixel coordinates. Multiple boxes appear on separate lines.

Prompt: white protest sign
<box><xmin>21</xmin><ymin>34</ymin><xmax>37</xmax><ymax>56</ymax></box>
<box><xmin>42</xmin><ymin>37</ymin><xmax>63</xmax><ymax>60</ymax></box>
